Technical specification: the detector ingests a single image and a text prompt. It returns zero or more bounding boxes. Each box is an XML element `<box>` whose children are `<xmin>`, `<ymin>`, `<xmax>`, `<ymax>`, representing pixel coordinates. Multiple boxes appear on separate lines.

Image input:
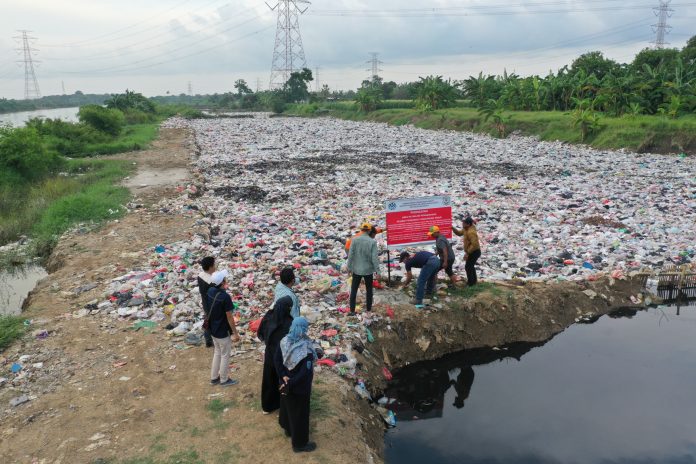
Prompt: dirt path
<box><xmin>1</xmin><ymin>128</ymin><xmax>379</xmax><ymax>464</ymax></box>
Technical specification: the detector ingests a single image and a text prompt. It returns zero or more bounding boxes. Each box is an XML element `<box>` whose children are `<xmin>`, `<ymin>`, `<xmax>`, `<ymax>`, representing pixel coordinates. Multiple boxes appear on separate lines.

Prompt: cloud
<box><xmin>0</xmin><ymin>0</ymin><xmax>693</xmax><ymax>98</ymax></box>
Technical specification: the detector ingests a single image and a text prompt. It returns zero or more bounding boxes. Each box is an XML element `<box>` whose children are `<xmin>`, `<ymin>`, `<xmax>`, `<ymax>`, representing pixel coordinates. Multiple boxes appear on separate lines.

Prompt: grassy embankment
<box><xmin>285</xmin><ymin>101</ymin><xmax>696</xmax><ymax>155</ymax></box>
<box><xmin>0</xmin><ymin>158</ymin><xmax>135</xmax><ymax>258</ymax></box>
<box><xmin>0</xmin><ymin>110</ymin><xmax>173</xmax><ymax>264</ymax></box>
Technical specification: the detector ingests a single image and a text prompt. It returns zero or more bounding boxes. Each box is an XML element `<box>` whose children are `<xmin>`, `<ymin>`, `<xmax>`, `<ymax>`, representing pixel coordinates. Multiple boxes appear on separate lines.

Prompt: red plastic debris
<box><xmin>249</xmin><ymin>318</ymin><xmax>262</xmax><ymax>333</ymax></box>
<box><xmin>382</xmin><ymin>366</ymin><xmax>393</xmax><ymax>381</ymax></box>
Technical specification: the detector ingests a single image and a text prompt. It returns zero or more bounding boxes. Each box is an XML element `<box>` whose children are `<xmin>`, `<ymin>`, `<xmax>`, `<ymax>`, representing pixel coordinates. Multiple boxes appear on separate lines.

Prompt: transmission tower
<box><xmin>267</xmin><ymin>0</ymin><xmax>310</xmax><ymax>89</ymax></box>
<box><xmin>14</xmin><ymin>30</ymin><xmax>41</xmax><ymax>100</ymax></box>
<box><xmin>366</xmin><ymin>52</ymin><xmax>383</xmax><ymax>83</ymax></box>
<box><xmin>651</xmin><ymin>0</ymin><xmax>673</xmax><ymax>49</ymax></box>
<box><xmin>315</xmin><ymin>66</ymin><xmax>320</xmax><ymax>92</ymax></box>
<box><xmin>187</xmin><ymin>81</ymin><xmax>193</xmax><ymax>95</ymax></box>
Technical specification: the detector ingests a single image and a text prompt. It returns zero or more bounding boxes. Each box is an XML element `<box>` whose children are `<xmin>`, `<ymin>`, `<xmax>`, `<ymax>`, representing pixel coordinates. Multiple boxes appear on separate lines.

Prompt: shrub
<box><xmin>122</xmin><ymin>109</ymin><xmax>156</xmax><ymax>124</ymax></box>
<box><xmin>0</xmin><ymin>126</ymin><xmax>62</xmax><ymax>182</ymax></box>
<box><xmin>105</xmin><ymin>89</ymin><xmax>156</xmax><ymax>113</ymax></box>
<box><xmin>78</xmin><ymin>105</ymin><xmax>125</xmax><ymax>136</ymax></box>
<box><xmin>413</xmin><ymin>76</ymin><xmax>459</xmax><ymax>111</ymax></box>
<box><xmin>25</xmin><ymin>118</ymin><xmax>109</xmax><ymax>156</ymax></box>
<box><xmin>355</xmin><ymin>87</ymin><xmax>383</xmax><ymax>112</ymax></box>
<box><xmin>181</xmin><ymin>108</ymin><xmax>205</xmax><ymax>119</ymax></box>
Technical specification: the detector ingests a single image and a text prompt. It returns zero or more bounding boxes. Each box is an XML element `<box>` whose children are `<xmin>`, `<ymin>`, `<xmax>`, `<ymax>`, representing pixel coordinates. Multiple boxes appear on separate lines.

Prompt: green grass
<box><xmin>78</xmin><ymin>123</ymin><xmax>160</xmax><ymax>157</ymax></box>
<box><xmin>310</xmin><ymin>389</ymin><xmax>332</xmax><ymax>420</ymax></box>
<box><xmin>285</xmin><ymin>103</ymin><xmax>696</xmax><ymax>155</ymax></box>
<box><xmin>449</xmin><ymin>282</ymin><xmax>503</xmax><ymax>299</ymax></box>
<box><xmin>206</xmin><ymin>398</ymin><xmax>236</xmax><ymax>420</ymax></box>
<box><xmin>0</xmin><ymin>315</ymin><xmax>26</xmax><ymax>351</ymax></box>
<box><xmin>0</xmin><ymin>158</ymin><xmax>133</xmax><ymax>260</ymax></box>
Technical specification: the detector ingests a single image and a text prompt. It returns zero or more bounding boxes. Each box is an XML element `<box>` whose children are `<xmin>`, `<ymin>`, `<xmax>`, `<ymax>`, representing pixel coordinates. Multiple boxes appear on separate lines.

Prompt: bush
<box><xmin>122</xmin><ymin>109</ymin><xmax>156</xmax><ymax>124</ymax></box>
<box><xmin>78</xmin><ymin>105</ymin><xmax>125</xmax><ymax>136</ymax></box>
<box><xmin>105</xmin><ymin>89</ymin><xmax>156</xmax><ymax>113</ymax></box>
<box><xmin>181</xmin><ymin>108</ymin><xmax>205</xmax><ymax>119</ymax></box>
<box><xmin>0</xmin><ymin>126</ymin><xmax>62</xmax><ymax>182</ymax></box>
<box><xmin>25</xmin><ymin>118</ymin><xmax>109</xmax><ymax>156</ymax></box>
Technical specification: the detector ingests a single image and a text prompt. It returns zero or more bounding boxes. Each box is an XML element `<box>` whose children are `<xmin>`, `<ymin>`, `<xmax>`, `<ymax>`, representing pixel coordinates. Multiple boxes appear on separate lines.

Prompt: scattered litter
<box><xmin>9</xmin><ymin>395</ymin><xmax>30</xmax><ymax>407</ymax></box>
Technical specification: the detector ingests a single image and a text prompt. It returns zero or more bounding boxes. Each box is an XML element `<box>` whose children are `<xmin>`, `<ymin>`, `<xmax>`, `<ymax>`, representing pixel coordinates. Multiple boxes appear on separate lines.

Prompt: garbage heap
<box><xmin>71</xmin><ymin>115</ymin><xmax>695</xmax><ymax>420</ymax></box>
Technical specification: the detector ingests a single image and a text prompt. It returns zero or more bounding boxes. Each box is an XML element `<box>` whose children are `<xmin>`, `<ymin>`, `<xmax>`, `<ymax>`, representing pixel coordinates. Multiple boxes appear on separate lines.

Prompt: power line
<box><xmin>47</xmin><ymin>0</ymin><xmax>195</xmax><ymax>47</ymax></box>
<box><xmin>52</xmin><ymin>24</ymin><xmax>274</xmax><ymax>76</ymax></box>
<box><xmin>309</xmin><ymin>2</ymin><xmax>696</xmax><ymax>17</ymax></box>
<box><xmin>268</xmin><ymin>0</ymin><xmax>310</xmax><ymax>89</ymax></box>
<box><xmin>48</xmin><ymin>15</ymin><xmax>267</xmax><ymax>74</ymax></box>
<box><xmin>41</xmin><ymin>1</ymin><xmax>243</xmax><ymax>59</ymax></box>
<box><xmin>14</xmin><ymin>30</ymin><xmax>41</xmax><ymax>100</ymax></box>
<box><xmin>651</xmin><ymin>0</ymin><xmax>674</xmax><ymax>48</ymax></box>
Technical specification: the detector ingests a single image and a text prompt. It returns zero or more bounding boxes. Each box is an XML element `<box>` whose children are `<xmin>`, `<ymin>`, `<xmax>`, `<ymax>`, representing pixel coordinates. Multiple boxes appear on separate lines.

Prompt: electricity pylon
<box><xmin>267</xmin><ymin>0</ymin><xmax>310</xmax><ymax>89</ymax></box>
<box><xmin>651</xmin><ymin>0</ymin><xmax>673</xmax><ymax>49</ymax></box>
<box><xmin>14</xmin><ymin>30</ymin><xmax>41</xmax><ymax>100</ymax></box>
<box><xmin>366</xmin><ymin>52</ymin><xmax>383</xmax><ymax>85</ymax></box>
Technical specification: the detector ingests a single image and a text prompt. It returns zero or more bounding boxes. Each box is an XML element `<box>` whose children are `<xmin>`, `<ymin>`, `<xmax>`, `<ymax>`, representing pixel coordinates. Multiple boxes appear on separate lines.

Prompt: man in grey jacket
<box><xmin>347</xmin><ymin>222</ymin><xmax>382</xmax><ymax>314</ymax></box>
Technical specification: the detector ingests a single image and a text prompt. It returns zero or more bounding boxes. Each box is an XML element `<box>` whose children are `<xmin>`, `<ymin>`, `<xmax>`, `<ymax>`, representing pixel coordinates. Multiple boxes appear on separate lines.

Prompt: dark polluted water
<box><xmin>384</xmin><ymin>304</ymin><xmax>696</xmax><ymax>464</ymax></box>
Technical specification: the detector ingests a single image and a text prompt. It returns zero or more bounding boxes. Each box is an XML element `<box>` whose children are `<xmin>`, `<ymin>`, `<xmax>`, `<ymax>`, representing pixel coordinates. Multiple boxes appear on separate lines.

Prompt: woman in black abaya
<box><xmin>258</xmin><ymin>295</ymin><xmax>294</xmax><ymax>414</ymax></box>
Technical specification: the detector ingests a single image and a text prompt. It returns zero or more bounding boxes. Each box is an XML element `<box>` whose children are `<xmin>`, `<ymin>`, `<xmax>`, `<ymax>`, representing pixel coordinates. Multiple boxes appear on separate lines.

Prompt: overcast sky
<box><xmin>0</xmin><ymin>0</ymin><xmax>693</xmax><ymax>99</ymax></box>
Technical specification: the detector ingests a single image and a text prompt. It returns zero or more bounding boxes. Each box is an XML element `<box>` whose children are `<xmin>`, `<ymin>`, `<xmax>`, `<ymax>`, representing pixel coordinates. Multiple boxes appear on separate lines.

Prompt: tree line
<box><xmin>353</xmin><ymin>37</ymin><xmax>696</xmax><ymax>118</ymax></box>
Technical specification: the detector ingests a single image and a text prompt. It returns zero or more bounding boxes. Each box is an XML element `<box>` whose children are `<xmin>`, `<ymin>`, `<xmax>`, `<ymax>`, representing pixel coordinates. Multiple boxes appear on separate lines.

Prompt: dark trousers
<box><xmin>203</xmin><ymin>308</ymin><xmax>213</xmax><ymax>346</ymax></box>
<box><xmin>350</xmin><ymin>273</ymin><xmax>373</xmax><ymax>312</ymax></box>
<box><xmin>261</xmin><ymin>346</ymin><xmax>280</xmax><ymax>413</ymax></box>
<box><xmin>279</xmin><ymin>392</ymin><xmax>310</xmax><ymax>449</ymax></box>
<box><xmin>465</xmin><ymin>250</ymin><xmax>481</xmax><ymax>286</ymax></box>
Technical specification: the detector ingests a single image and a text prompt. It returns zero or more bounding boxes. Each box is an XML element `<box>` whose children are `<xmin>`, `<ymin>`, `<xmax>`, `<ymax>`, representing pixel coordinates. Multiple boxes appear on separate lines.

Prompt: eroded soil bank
<box><xmin>360</xmin><ymin>277</ymin><xmax>645</xmax><ymax>398</ymax></box>
<box><xmin>0</xmin><ymin>126</ymin><xmax>649</xmax><ymax>464</ymax></box>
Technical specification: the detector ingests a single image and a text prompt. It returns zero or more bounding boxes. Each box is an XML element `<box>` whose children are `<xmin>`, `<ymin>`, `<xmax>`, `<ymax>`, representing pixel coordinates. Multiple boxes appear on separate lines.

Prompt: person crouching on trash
<box><xmin>258</xmin><ymin>296</ymin><xmax>294</xmax><ymax>414</ymax></box>
<box><xmin>274</xmin><ymin>317</ymin><xmax>318</xmax><ymax>453</ymax></box>
<box><xmin>399</xmin><ymin>250</ymin><xmax>441</xmax><ymax>309</ymax></box>
<box><xmin>207</xmin><ymin>270</ymin><xmax>240</xmax><ymax>386</ymax></box>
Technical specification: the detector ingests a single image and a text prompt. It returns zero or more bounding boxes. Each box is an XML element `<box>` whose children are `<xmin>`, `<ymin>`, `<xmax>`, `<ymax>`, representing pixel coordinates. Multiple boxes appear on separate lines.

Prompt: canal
<box><xmin>384</xmin><ymin>304</ymin><xmax>696</xmax><ymax>464</ymax></box>
<box><xmin>0</xmin><ymin>106</ymin><xmax>79</xmax><ymax>127</ymax></box>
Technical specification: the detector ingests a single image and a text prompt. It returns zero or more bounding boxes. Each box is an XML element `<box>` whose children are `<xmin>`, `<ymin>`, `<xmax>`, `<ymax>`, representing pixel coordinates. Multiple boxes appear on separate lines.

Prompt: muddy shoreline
<box><xmin>1</xmin><ymin>126</ymin><xmax>652</xmax><ymax>463</ymax></box>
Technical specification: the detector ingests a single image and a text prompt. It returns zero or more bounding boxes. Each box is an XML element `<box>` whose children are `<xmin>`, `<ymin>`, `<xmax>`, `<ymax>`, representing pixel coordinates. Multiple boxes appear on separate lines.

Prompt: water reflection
<box><xmin>0</xmin><ymin>265</ymin><xmax>47</xmax><ymax>315</ymax></box>
<box><xmin>385</xmin><ymin>306</ymin><xmax>696</xmax><ymax>464</ymax></box>
<box><xmin>384</xmin><ymin>343</ymin><xmax>541</xmax><ymax>421</ymax></box>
